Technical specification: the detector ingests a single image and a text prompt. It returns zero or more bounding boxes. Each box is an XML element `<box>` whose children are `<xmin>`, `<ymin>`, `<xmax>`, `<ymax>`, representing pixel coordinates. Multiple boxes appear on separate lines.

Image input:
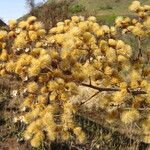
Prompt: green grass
<box><xmin>69</xmin><ymin>3</ymin><xmax>85</xmax><ymax>14</ymax></box>
<box><xmin>97</xmin><ymin>14</ymin><xmax>117</xmax><ymax>25</ymax></box>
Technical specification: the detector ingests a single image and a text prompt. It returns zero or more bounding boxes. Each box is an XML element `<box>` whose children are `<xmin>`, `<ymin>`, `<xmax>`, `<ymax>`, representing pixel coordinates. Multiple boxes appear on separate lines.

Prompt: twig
<box><xmin>79</xmin><ymin>91</ymin><xmax>100</xmax><ymax>107</ymax></box>
<box><xmin>123</xmin><ymin>107</ymin><xmax>150</xmax><ymax>111</ymax></box>
<box><xmin>137</xmin><ymin>36</ymin><xmax>142</xmax><ymax>58</ymax></box>
<box><xmin>81</xmin><ymin>83</ymin><xmax>146</xmax><ymax>95</ymax></box>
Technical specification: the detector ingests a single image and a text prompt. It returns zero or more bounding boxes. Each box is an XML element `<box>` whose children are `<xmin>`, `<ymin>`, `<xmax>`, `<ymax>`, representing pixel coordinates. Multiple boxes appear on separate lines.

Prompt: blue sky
<box><xmin>0</xmin><ymin>0</ymin><xmax>44</xmax><ymax>23</ymax></box>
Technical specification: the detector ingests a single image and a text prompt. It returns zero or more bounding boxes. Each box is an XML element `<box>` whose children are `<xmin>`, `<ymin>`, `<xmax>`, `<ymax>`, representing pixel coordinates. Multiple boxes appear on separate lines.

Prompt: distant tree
<box><xmin>26</xmin><ymin>0</ymin><xmax>35</xmax><ymax>10</ymax></box>
<box><xmin>26</xmin><ymin>0</ymin><xmax>47</xmax><ymax>11</ymax></box>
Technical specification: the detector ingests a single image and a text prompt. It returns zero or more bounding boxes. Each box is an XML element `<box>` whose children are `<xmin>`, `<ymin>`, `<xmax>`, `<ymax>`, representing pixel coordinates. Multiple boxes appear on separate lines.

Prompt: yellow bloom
<box><xmin>88</xmin><ymin>16</ymin><xmax>97</xmax><ymax>22</ymax></box>
<box><xmin>55</xmin><ymin>26</ymin><xmax>64</xmax><ymax>34</ymax></box>
<box><xmin>115</xmin><ymin>16</ymin><xmax>123</xmax><ymax>27</ymax></box>
<box><xmin>73</xmin><ymin>127</ymin><xmax>86</xmax><ymax>143</ymax></box>
<box><xmin>60</xmin><ymin>93</ymin><xmax>69</xmax><ymax>101</ymax></box>
<box><xmin>35</xmin><ymin>42</ymin><xmax>43</xmax><ymax>48</ymax></box>
<box><xmin>49</xmin><ymin>91</ymin><xmax>57</xmax><ymax>101</ymax></box>
<box><xmin>108</xmin><ymin>39</ymin><xmax>117</xmax><ymax>47</ymax></box>
<box><xmin>129</xmin><ymin>1</ymin><xmax>141</xmax><ymax>12</ymax></box>
<box><xmin>116</xmin><ymin>40</ymin><xmax>125</xmax><ymax>49</ymax></box>
<box><xmin>71</xmin><ymin>16</ymin><xmax>80</xmax><ymax>23</ymax></box>
<box><xmin>31</xmin><ymin>131</ymin><xmax>44</xmax><ymax>148</ymax></box>
<box><xmin>101</xmin><ymin>25</ymin><xmax>110</xmax><ymax>33</ymax></box>
<box><xmin>78</xmin><ymin>22</ymin><xmax>88</xmax><ymax>31</ymax></box>
<box><xmin>73</xmin><ymin>127</ymin><xmax>82</xmax><ymax>135</ymax></box>
<box><xmin>119</xmin><ymin>82</ymin><xmax>127</xmax><ymax>89</ymax></box>
<box><xmin>143</xmin><ymin>135</ymin><xmax>150</xmax><ymax>144</ymax></box>
<box><xmin>34</xmin><ymin>21</ymin><xmax>43</xmax><ymax>30</ymax></box>
<box><xmin>112</xmin><ymin>91</ymin><xmax>124</xmax><ymax>104</ymax></box>
<box><xmin>47</xmin><ymin>81</ymin><xmax>59</xmax><ymax>91</ymax></box>
<box><xmin>121</xmin><ymin>109</ymin><xmax>140</xmax><ymax>124</ymax></box>
<box><xmin>8</xmin><ymin>19</ymin><xmax>17</xmax><ymax>29</ymax></box>
<box><xmin>61</xmin><ymin>131</ymin><xmax>70</xmax><ymax>141</ymax></box>
<box><xmin>104</xmin><ymin>66</ymin><xmax>113</xmax><ymax>76</ymax></box>
<box><xmin>18</xmin><ymin>21</ymin><xmax>29</xmax><ymax>29</ymax></box>
<box><xmin>46</xmin><ymin>127</ymin><xmax>56</xmax><ymax>141</ymax></box>
<box><xmin>69</xmin><ymin>27</ymin><xmax>81</xmax><ymax>36</ymax></box>
<box><xmin>37</xmin><ymin>29</ymin><xmax>46</xmax><ymax>36</ymax></box>
<box><xmin>6</xmin><ymin>61</ymin><xmax>16</xmax><ymax>72</ymax></box>
<box><xmin>21</xmin><ymin>97</ymin><xmax>33</xmax><ymax>108</ymax></box>
<box><xmin>40</xmin><ymin>86</ymin><xmax>48</xmax><ymax>94</ymax></box>
<box><xmin>110</xmin><ymin>26</ymin><xmax>117</xmax><ymax>35</ymax></box>
<box><xmin>0</xmin><ymin>49</ymin><xmax>8</xmax><ymax>61</ymax></box>
<box><xmin>106</xmin><ymin>47</ymin><xmax>116</xmax><ymax>63</ymax></box>
<box><xmin>27</xmin><ymin>16</ymin><xmax>37</xmax><ymax>24</ymax></box>
<box><xmin>0</xmin><ymin>69</ymin><xmax>6</xmax><ymax>76</ymax></box>
<box><xmin>57</xmin><ymin>22</ymin><xmax>65</xmax><ymax>26</ymax></box>
<box><xmin>130</xmin><ymin>70</ymin><xmax>141</xmax><ymax>81</ymax></box>
<box><xmin>118</xmin><ymin>55</ymin><xmax>127</xmax><ymax>63</ymax></box>
<box><xmin>144</xmin><ymin>17</ymin><xmax>150</xmax><ymax>28</ymax></box>
<box><xmin>37</xmin><ymin>95</ymin><xmax>47</xmax><ymax>104</ymax></box>
<box><xmin>27</xmin><ymin>82</ymin><xmax>39</xmax><ymax>93</ymax></box>
<box><xmin>142</xmin><ymin>118</ymin><xmax>150</xmax><ymax>135</ymax></box>
<box><xmin>28</xmin><ymin>31</ymin><xmax>38</xmax><ymax>41</ymax></box>
<box><xmin>132</xmin><ymin>25</ymin><xmax>144</xmax><ymax>36</ymax></box>
<box><xmin>96</xmin><ymin>29</ymin><xmax>103</xmax><ymax>37</ymax></box>
<box><xmin>14</xmin><ymin>32</ymin><xmax>27</xmax><ymax>48</ymax></box>
<box><xmin>39</xmin><ymin>54</ymin><xmax>51</xmax><ymax>69</ymax></box>
<box><xmin>140</xmin><ymin>80</ymin><xmax>148</xmax><ymax>88</ymax></box>
<box><xmin>0</xmin><ymin>30</ymin><xmax>7</xmax><ymax>40</ymax></box>
<box><xmin>8</xmin><ymin>31</ymin><xmax>16</xmax><ymax>38</ymax></box>
<box><xmin>28</xmin><ymin>67</ymin><xmax>40</xmax><ymax>77</ymax></box>
<box><xmin>130</xmin><ymin>80</ymin><xmax>139</xmax><ymax>88</ymax></box>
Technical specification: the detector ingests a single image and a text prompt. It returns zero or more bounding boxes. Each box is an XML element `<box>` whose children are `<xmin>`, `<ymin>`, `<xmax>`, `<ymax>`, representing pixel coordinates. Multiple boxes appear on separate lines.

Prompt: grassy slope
<box><xmin>43</xmin><ymin>0</ymin><xmax>150</xmax><ymax>27</ymax></box>
<box><xmin>73</xmin><ymin>0</ymin><xmax>150</xmax><ymax>24</ymax></box>
<box><xmin>78</xmin><ymin>0</ymin><xmax>150</xmax><ymax>15</ymax></box>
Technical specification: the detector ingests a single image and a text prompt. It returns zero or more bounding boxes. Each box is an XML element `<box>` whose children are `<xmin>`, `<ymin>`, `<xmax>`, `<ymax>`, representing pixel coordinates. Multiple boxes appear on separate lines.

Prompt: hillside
<box><xmin>75</xmin><ymin>0</ymin><xmax>150</xmax><ymax>15</ymax></box>
<box><xmin>20</xmin><ymin>0</ymin><xmax>150</xmax><ymax>27</ymax></box>
<box><xmin>49</xmin><ymin>0</ymin><xmax>150</xmax><ymax>24</ymax></box>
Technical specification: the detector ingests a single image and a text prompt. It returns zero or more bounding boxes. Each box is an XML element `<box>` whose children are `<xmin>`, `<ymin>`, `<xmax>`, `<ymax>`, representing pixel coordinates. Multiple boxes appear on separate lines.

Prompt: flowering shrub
<box><xmin>0</xmin><ymin>0</ymin><xmax>149</xmax><ymax>147</ymax></box>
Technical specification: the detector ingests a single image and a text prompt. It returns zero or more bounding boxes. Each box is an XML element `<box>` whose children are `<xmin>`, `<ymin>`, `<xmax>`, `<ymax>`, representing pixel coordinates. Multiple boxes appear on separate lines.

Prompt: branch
<box><xmin>137</xmin><ymin>36</ymin><xmax>142</xmax><ymax>58</ymax></box>
<box><xmin>81</xmin><ymin>83</ymin><xmax>146</xmax><ymax>95</ymax></box>
<box><xmin>124</xmin><ymin>107</ymin><xmax>150</xmax><ymax>111</ymax></box>
<box><xmin>79</xmin><ymin>91</ymin><xmax>100</xmax><ymax>106</ymax></box>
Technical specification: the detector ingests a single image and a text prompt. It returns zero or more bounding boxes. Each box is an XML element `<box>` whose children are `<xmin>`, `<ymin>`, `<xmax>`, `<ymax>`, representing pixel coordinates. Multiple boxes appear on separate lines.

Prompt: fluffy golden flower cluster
<box><xmin>115</xmin><ymin>1</ymin><xmax>150</xmax><ymax>38</ymax></box>
<box><xmin>0</xmin><ymin>1</ymin><xmax>149</xmax><ymax>146</ymax></box>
